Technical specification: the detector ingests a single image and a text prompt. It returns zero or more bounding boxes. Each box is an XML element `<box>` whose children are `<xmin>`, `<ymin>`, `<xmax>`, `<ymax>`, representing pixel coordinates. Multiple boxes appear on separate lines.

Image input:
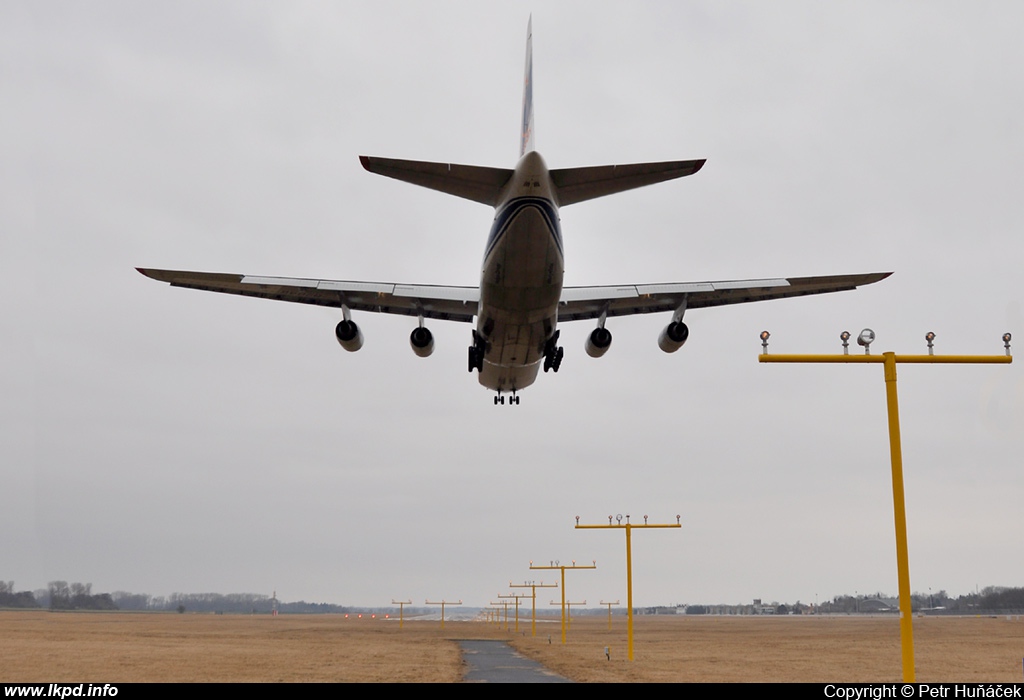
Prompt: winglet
<box><xmin>519</xmin><ymin>16</ymin><xmax>534</xmax><ymax>157</ymax></box>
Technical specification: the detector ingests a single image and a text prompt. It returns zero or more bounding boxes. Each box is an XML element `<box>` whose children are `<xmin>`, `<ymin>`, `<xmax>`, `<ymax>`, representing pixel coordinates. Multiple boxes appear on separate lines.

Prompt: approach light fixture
<box><xmin>857</xmin><ymin>328</ymin><xmax>876</xmax><ymax>354</ymax></box>
<box><xmin>1004</xmin><ymin>332</ymin><xmax>1012</xmax><ymax>355</ymax></box>
<box><xmin>925</xmin><ymin>331</ymin><xmax>936</xmax><ymax>355</ymax></box>
<box><xmin>840</xmin><ymin>330</ymin><xmax>851</xmax><ymax>355</ymax></box>
<box><xmin>760</xmin><ymin>330</ymin><xmax>770</xmax><ymax>353</ymax></box>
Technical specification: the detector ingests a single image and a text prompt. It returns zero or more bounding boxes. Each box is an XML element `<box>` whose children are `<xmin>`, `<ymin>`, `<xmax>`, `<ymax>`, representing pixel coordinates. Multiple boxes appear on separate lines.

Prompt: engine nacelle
<box><xmin>658</xmin><ymin>321</ymin><xmax>689</xmax><ymax>353</ymax></box>
<box><xmin>585</xmin><ymin>327</ymin><xmax>612</xmax><ymax>358</ymax></box>
<box><xmin>409</xmin><ymin>326</ymin><xmax>434</xmax><ymax>358</ymax></box>
<box><xmin>335</xmin><ymin>320</ymin><xmax>364</xmax><ymax>352</ymax></box>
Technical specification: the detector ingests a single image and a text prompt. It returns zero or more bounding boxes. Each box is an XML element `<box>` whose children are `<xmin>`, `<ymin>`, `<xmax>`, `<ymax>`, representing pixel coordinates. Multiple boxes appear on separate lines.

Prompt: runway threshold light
<box><xmin>857</xmin><ymin>328</ymin><xmax>876</xmax><ymax>354</ymax></box>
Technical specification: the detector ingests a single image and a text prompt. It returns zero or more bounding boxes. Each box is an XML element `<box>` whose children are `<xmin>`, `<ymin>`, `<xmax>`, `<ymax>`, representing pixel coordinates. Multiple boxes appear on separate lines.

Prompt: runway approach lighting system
<box><xmin>391</xmin><ymin>599</ymin><xmax>412</xmax><ymax>629</ymax></box>
<box><xmin>758</xmin><ymin>329</ymin><xmax>1012</xmax><ymax>682</ymax></box>
<box><xmin>424</xmin><ymin>599</ymin><xmax>461</xmax><ymax>630</ymax></box>
<box><xmin>529</xmin><ymin>559</ymin><xmax>596</xmax><ymax>644</ymax></box>
<box><xmin>497</xmin><ymin>592</ymin><xmax>529</xmax><ymax>633</ymax></box>
<box><xmin>491</xmin><ymin>599</ymin><xmax>515</xmax><ymax>631</ymax></box>
<box><xmin>550</xmin><ymin>598</ymin><xmax>586</xmax><ymax>630</ymax></box>
<box><xmin>510</xmin><ymin>580</ymin><xmax>559</xmax><ymax>637</ymax></box>
<box><xmin>600</xmin><ymin>600</ymin><xmax>620</xmax><ymax>630</ymax></box>
<box><xmin>576</xmin><ymin>514</ymin><xmax>682</xmax><ymax>661</ymax></box>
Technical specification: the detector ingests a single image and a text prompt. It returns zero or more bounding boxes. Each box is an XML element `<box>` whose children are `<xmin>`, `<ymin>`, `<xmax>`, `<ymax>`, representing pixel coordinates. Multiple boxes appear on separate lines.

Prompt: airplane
<box><xmin>138</xmin><ymin>18</ymin><xmax>890</xmax><ymax>405</ymax></box>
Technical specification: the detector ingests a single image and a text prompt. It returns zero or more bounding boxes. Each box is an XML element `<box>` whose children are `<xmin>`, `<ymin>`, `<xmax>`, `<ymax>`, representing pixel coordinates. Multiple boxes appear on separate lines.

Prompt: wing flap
<box><xmin>558</xmin><ymin>272</ymin><xmax>891</xmax><ymax>322</ymax></box>
<box><xmin>138</xmin><ymin>268</ymin><xmax>479</xmax><ymax>323</ymax></box>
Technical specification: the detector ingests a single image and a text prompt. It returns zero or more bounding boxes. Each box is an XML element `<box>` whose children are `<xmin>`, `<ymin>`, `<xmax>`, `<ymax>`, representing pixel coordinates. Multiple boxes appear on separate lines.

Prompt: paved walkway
<box><xmin>459</xmin><ymin>640</ymin><xmax>572</xmax><ymax>683</ymax></box>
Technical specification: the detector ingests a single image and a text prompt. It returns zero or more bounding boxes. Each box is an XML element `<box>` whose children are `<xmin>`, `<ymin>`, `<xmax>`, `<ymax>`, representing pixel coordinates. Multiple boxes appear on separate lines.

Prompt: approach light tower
<box><xmin>575</xmin><ymin>514</ymin><xmax>682</xmax><ymax>660</ymax></box>
<box><xmin>391</xmin><ymin>599</ymin><xmax>412</xmax><ymax>629</ymax></box>
<box><xmin>529</xmin><ymin>560</ymin><xmax>596</xmax><ymax>644</ymax></box>
<box><xmin>497</xmin><ymin>592</ymin><xmax>530</xmax><ymax>633</ymax></box>
<box><xmin>600</xmin><ymin>600</ymin><xmax>620</xmax><ymax>631</ymax></box>
<box><xmin>509</xmin><ymin>580</ymin><xmax>559</xmax><ymax>637</ymax></box>
<box><xmin>425</xmin><ymin>599</ymin><xmax>462</xmax><ymax>629</ymax></box>
<box><xmin>758</xmin><ymin>329</ymin><xmax>1012</xmax><ymax>682</ymax></box>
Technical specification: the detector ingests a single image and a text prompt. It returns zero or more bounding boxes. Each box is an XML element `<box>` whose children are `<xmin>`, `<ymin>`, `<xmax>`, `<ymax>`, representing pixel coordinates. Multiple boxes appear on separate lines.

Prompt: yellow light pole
<box><xmin>425</xmin><ymin>599</ymin><xmax>461</xmax><ymax>630</ymax></box>
<box><xmin>576</xmin><ymin>514</ymin><xmax>682</xmax><ymax>661</ymax></box>
<box><xmin>391</xmin><ymin>599</ymin><xmax>412</xmax><ymax>629</ymax></box>
<box><xmin>510</xmin><ymin>580</ymin><xmax>558</xmax><ymax>637</ymax></box>
<box><xmin>600</xmin><ymin>600</ymin><xmax>619</xmax><ymax>631</ymax></box>
<box><xmin>550</xmin><ymin>599</ymin><xmax>585</xmax><ymax>630</ymax></box>
<box><xmin>490</xmin><ymin>600</ymin><xmax>513</xmax><ymax>630</ymax></box>
<box><xmin>758</xmin><ymin>329</ymin><xmax>1012</xmax><ymax>682</ymax></box>
<box><xmin>529</xmin><ymin>560</ymin><xmax>596</xmax><ymax>644</ymax></box>
<box><xmin>498</xmin><ymin>593</ymin><xmax>529</xmax><ymax>633</ymax></box>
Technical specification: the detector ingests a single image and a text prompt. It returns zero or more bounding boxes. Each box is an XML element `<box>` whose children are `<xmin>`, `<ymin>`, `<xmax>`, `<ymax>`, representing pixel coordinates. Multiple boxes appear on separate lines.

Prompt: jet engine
<box><xmin>585</xmin><ymin>327</ymin><xmax>612</xmax><ymax>358</ymax></box>
<box><xmin>658</xmin><ymin>321</ymin><xmax>689</xmax><ymax>353</ymax></box>
<box><xmin>335</xmin><ymin>319</ymin><xmax>364</xmax><ymax>352</ymax></box>
<box><xmin>409</xmin><ymin>326</ymin><xmax>435</xmax><ymax>358</ymax></box>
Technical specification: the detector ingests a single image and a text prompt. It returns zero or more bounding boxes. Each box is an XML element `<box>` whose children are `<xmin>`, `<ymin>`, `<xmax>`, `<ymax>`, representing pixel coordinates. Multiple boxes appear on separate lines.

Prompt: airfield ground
<box><xmin>2</xmin><ymin>611</ymin><xmax>1022</xmax><ymax>683</ymax></box>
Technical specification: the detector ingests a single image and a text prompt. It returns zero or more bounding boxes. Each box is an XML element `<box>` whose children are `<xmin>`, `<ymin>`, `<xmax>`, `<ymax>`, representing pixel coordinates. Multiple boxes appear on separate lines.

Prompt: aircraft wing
<box><xmin>136</xmin><ymin>268</ymin><xmax>480</xmax><ymax>323</ymax></box>
<box><xmin>557</xmin><ymin>272</ymin><xmax>892</xmax><ymax>322</ymax></box>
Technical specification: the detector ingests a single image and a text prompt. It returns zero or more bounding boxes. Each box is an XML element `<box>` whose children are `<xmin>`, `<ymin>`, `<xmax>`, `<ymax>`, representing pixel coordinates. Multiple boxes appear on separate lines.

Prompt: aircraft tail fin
<box><xmin>550</xmin><ymin>159</ymin><xmax>706</xmax><ymax>207</ymax></box>
<box><xmin>520</xmin><ymin>16</ymin><xmax>534</xmax><ymax>157</ymax></box>
<box><xmin>359</xmin><ymin>156</ymin><xmax>513</xmax><ymax>207</ymax></box>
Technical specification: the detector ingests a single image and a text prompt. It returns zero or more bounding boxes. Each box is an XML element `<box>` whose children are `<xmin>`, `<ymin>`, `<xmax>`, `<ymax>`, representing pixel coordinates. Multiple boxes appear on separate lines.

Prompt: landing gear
<box><xmin>543</xmin><ymin>331</ymin><xmax>564</xmax><ymax>373</ymax></box>
<box><xmin>494</xmin><ymin>391</ymin><xmax>520</xmax><ymax>406</ymax></box>
<box><xmin>468</xmin><ymin>331</ymin><xmax>485</xmax><ymax>373</ymax></box>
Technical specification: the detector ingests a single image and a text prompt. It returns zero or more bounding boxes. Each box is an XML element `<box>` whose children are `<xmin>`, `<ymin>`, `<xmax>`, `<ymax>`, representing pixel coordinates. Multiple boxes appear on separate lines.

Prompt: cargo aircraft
<box><xmin>139</xmin><ymin>19</ymin><xmax>890</xmax><ymax>405</ymax></box>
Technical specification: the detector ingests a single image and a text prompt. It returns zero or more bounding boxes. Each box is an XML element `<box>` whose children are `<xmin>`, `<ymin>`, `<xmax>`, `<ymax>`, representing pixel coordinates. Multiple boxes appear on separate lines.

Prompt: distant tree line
<box><xmin>46</xmin><ymin>581</ymin><xmax>118</xmax><ymax>611</ymax></box>
<box><xmin>659</xmin><ymin>587</ymin><xmax>1024</xmax><ymax>616</ymax></box>
<box><xmin>2</xmin><ymin>582</ymin><xmax>353</xmax><ymax>614</ymax></box>
<box><xmin>0</xmin><ymin>581</ymin><xmax>41</xmax><ymax>608</ymax></box>
<box><xmin>816</xmin><ymin>587</ymin><xmax>1024</xmax><ymax>614</ymax></box>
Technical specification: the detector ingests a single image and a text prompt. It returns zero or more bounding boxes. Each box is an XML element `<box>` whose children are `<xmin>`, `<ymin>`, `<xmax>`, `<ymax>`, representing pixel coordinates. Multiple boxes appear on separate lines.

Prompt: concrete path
<box><xmin>459</xmin><ymin>640</ymin><xmax>572</xmax><ymax>683</ymax></box>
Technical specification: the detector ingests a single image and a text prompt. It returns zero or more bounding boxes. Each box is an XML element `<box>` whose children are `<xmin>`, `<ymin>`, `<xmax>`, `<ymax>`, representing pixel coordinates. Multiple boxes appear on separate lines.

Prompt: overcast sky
<box><xmin>3</xmin><ymin>1</ymin><xmax>1022</xmax><ymax>609</ymax></box>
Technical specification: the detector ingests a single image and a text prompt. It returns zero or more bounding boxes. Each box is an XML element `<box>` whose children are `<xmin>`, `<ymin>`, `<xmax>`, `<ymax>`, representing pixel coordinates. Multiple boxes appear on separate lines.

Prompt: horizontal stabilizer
<box><xmin>360</xmin><ymin>156</ymin><xmax>513</xmax><ymax>207</ymax></box>
<box><xmin>550</xmin><ymin>159</ymin><xmax>706</xmax><ymax>207</ymax></box>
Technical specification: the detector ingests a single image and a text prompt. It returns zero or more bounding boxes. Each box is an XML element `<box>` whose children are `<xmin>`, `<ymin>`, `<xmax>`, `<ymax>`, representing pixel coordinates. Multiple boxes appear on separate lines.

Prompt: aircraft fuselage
<box><xmin>476</xmin><ymin>151</ymin><xmax>563</xmax><ymax>393</ymax></box>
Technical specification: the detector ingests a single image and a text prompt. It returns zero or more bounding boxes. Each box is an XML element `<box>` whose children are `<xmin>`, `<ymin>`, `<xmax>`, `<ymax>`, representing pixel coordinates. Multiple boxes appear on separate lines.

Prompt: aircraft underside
<box><xmin>471</xmin><ymin>200</ymin><xmax>564</xmax><ymax>401</ymax></box>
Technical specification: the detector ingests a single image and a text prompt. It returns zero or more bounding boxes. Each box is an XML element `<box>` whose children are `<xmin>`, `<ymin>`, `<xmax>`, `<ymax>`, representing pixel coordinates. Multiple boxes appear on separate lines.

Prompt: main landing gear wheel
<box><xmin>468</xmin><ymin>331</ymin><xmax>485</xmax><ymax>373</ymax></box>
<box><xmin>542</xmin><ymin>331</ymin><xmax>563</xmax><ymax>373</ymax></box>
<box><xmin>543</xmin><ymin>345</ymin><xmax>563</xmax><ymax>373</ymax></box>
<box><xmin>468</xmin><ymin>346</ymin><xmax>483</xmax><ymax>373</ymax></box>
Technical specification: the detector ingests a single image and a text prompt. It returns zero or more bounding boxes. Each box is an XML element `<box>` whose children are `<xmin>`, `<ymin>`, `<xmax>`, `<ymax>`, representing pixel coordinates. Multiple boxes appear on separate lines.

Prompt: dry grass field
<box><xmin>508</xmin><ymin>614</ymin><xmax>1024</xmax><ymax>682</ymax></box>
<box><xmin>2</xmin><ymin>610</ymin><xmax>1022</xmax><ymax>682</ymax></box>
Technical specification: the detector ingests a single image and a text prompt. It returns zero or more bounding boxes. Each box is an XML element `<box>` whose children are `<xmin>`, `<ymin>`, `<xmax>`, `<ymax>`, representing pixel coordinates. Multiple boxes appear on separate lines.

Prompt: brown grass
<box><xmin>2</xmin><ymin>610</ymin><xmax>1022</xmax><ymax>682</ymax></box>
<box><xmin>507</xmin><ymin>614</ymin><xmax>1024</xmax><ymax>682</ymax></box>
